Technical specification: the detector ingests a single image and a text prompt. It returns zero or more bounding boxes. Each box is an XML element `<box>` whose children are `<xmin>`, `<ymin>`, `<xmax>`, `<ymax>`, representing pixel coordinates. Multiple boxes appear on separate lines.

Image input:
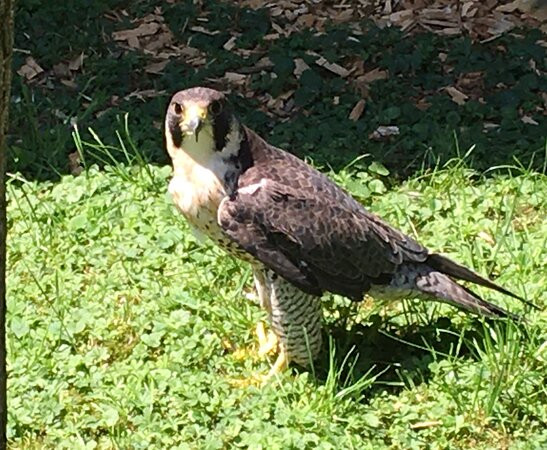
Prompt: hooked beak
<box><xmin>180</xmin><ymin>104</ymin><xmax>206</xmax><ymax>141</ymax></box>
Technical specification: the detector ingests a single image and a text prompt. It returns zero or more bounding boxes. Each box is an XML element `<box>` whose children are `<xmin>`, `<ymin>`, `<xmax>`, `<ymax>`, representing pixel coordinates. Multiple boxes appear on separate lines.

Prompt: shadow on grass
<box><xmin>303</xmin><ymin>314</ymin><xmax>524</xmax><ymax>399</ymax></box>
<box><xmin>9</xmin><ymin>0</ymin><xmax>546</xmax><ymax>181</ymax></box>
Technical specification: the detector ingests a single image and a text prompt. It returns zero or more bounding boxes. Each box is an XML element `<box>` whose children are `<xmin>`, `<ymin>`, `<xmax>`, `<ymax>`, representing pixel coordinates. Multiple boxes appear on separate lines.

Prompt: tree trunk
<box><xmin>0</xmin><ymin>0</ymin><xmax>15</xmax><ymax>447</ymax></box>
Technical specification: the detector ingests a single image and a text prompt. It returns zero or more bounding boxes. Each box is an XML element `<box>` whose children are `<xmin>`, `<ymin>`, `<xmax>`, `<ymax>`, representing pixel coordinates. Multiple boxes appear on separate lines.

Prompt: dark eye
<box><xmin>173</xmin><ymin>102</ymin><xmax>183</xmax><ymax>115</ymax></box>
<box><xmin>208</xmin><ymin>100</ymin><xmax>223</xmax><ymax>116</ymax></box>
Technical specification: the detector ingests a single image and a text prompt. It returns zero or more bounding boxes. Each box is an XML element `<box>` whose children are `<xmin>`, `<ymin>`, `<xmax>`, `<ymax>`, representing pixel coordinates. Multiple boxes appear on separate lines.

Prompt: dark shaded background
<box><xmin>8</xmin><ymin>0</ymin><xmax>546</xmax><ymax>181</ymax></box>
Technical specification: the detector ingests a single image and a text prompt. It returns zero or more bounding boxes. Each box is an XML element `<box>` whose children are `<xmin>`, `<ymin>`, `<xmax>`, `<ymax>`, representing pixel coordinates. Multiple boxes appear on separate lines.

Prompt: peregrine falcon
<box><xmin>165</xmin><ymin>87</ymin><xmax>528</xmax><ymax>378</ymax></box>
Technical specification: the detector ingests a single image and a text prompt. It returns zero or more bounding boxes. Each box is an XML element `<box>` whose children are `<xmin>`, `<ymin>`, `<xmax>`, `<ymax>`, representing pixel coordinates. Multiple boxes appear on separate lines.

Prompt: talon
<box><xmin>228</xmin><ymin>346</ymin><xmax>290</xmax><ymax>388</ymax></box>
<box><xmin>265</xmin><ymin>346</ymin><xmax>289</xmax><ymax>380</ymax></box>
<box><xmin>256</xmin><ymin>321</ymin><xmax>267</xmax><ymax>344</ymax></box>
<box><xmin>256</xmin><ymin>321</ymin><xmax>279</xmax><ymax>357</ymax></box>
<box><xmin>231</xmin><ymin>347</ymin><xmax>251</xmax><ymax>361</ymax></box>
<box><xmin>228</xmin><ymin>374</ymin><xmax>265</xmax><ymax>388</ymax></box>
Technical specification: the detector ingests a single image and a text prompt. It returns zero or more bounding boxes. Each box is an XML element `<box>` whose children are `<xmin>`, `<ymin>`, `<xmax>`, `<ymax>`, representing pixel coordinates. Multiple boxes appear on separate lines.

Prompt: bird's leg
<box><xmin>265</xmin><ymin>344</ymin><xmax>289</xmax><ymax>380</ymax></box>
<box><xmin>252</xmin><ymin>268</ymin><xmax>279</xmax><ymax>358</ymax></box>
<box><xmin>228</xmin><ymin>268</ymin><xmax>289</xmax><ymax>387</ymax></box>
<box><xmin>256</xmin><ymin>321</ymin><xmax>279</xmax><ymax>357</ymax></box>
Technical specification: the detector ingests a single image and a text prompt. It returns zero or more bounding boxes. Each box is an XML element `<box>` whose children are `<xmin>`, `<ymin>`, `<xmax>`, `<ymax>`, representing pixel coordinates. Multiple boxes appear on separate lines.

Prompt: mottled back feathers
<box><xmin>219</xmin><ymin>127</ymin><xmax>429</xmax><ymax>301</ymax></box>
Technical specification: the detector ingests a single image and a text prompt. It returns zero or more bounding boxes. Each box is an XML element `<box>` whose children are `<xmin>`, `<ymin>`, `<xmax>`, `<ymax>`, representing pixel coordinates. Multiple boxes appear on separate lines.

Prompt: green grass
<box><xmin>6</xmin><ymin>131</ymin><xmax>546</xmax><ymax>448</ymax></box>
<box><xmin>7</xmin><ymin>0</ymin><xmax>547</xmax><ymax>446</ymax></box>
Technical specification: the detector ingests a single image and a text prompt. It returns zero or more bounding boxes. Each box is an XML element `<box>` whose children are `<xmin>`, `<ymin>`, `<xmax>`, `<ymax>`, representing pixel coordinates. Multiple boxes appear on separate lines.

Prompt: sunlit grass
<box><xmin>6</xmin><ymin>132</ymin><xmax>546</xmax><ymax>448</ymax></box>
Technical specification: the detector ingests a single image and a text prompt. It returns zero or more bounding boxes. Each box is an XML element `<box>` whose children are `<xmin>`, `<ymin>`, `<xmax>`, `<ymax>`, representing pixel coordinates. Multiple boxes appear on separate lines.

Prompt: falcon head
<box><xmin>165</xmin><ymin>87</ymin><xmax>240</xmax><ymax>161</ymax></box>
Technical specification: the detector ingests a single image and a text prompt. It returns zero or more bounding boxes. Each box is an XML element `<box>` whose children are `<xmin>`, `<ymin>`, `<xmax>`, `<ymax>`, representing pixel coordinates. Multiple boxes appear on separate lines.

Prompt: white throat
<box><xmin>171</xmin><ymin>119</ymin><xmax>242</xmax><ymax>171</ymax></box>
<box><xmin>167</xmin><ymin>118</ymin><xmax>244</xmax><ymax>211</ymax></box>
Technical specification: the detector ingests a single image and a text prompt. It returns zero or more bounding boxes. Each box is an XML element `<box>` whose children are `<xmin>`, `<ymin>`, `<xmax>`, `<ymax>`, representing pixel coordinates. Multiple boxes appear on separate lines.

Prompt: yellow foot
<box><xmin>228</xmin><ymin>374</ymin><xmax>266</xmax><ymax>388</ymax></box>
<box><xmin>265</xmin><ymin>347</ymin><xmax>289</xmax><ymax>379</ymax></box>
<box><xmin>229</xmin><ymin>322</ymin><xmax>279</xmax><ymax>362</ymax></box>
<box><xmin>227</xmin><ymin>322</ymin><xmax>288</xmax><ymax>387</ymax></box>
<box><xmin>256</xmin><ymin>321</ymin><xmax>279</xmax><ymax>358</ymax></box>
<box><xmin>229</xmin><ymin>348</ymin><xmax>290</xmax><ymax>388</ymax></box>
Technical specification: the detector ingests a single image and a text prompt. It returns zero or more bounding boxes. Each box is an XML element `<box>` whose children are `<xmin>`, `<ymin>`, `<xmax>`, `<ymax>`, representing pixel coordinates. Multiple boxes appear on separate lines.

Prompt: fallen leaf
<box><xmin>17</xmin><ymin>57</ymin><xmax>44</xmax><ymax>80</ymax></box>
<box><xmin>142</xmin><ymin>12</ymin><xmax>163</xmax><ymax>23</ymax></box>
<box><xmin>477</xmin><ymin>231</ymin><xmax>496</xmax><ymax>245</ymax></box>
<box><xmin>439</xmin><ymin>27</ymin><xmax>461</xmax><ymax>36</ymax></box>
<box><xmin>53</xmin><ymin>63</ymin><xmax>70</xmax><ymax>78</ymax></box>
<box><xmin>360</xmin><ymin>67</ymin><xmax>388</xmax><ymax>83</ymax></box>
<box><xmin>68</xmin><ymin>152</ymin><xmax>83</xmax><ymax>176</ymax></box>
<box><xmin>60</xmin><ymin>79</ymin><xmax>77</xmax><ymax>89</ymax></box>
<box><xmin>369</xmin><ymin>125</ymin><xmax>400</xmax><ymax>140</ymax></box>
<box><xmin>271</xmin><ymin>22</ymin><xmax>286</xmax><ymax>36</ymax></box>
<box><xmin>410</xmin><ymin>421</ymin><xmax>442</xmax><ymax>430</ymax></box>
<box><xmin>144</xmin><ymin>31</ymin><xmax>173</xmax><ymax>52</ymax></box>
<box><xmin>53</xmin><ymin>109</ymin><xmax>69</xmax><ymax>121</ymax></box>
<box><xmin>521</xmin><ymin>115</ymin><xmax>538</xmax><ymax>125</ymax></box>
<box><xmin>389</xmin><ymin>10</ymin><xmax>414</xmax><ymax>22</ymax></box>
<box><xmin>68</xmin><ymin>52</ymin><xmax>84</xmax><ymax>71</ymax></box>
<box><xmin>421</xmin><ymin>19</ymin><xmax>459</xmax><ymax>29</ymax></box>
<box><xmin>238</xmin><ymin>57</ymin><xmax>273</xmax><ymax>74</ymax></box>
<box><xmin>349</xmin><ymin>99</ymin><xmax>366</xmax><ymax>121</ymax></box>
<box><xmin>496</xmin><ymin>1</ymin><xmax>521</xmax><ymax>13</ymax></box>
<box><xmin>124</xmin><ymin>89</ymin><xmax>166</xmax><ymax>101</ymax></box>
<box><xmin>315</xmin><ymin>56</ymin><xmax>350</xmax><ymax>77</ymax></box>
<box><xmin>297</xmin><ymin>13</ymin><xmax>315</xmax><ymax>27</ymax></box>
<box><xmin>415</xmin><ymin>98</ymin><xmax>431</xmax><ymax>111</ymax></box>
<box><xmin>223</xmin><ymin>36</ymin><xmax>237</xmax><ymax>51</ymax></box>
<box><xmin>462</xmin><ymin>2</ymin><xmax>477</xmax><ymax>17</ymax></box>
<box><xmin>95</xmin><ymin>108</ymin><xmax>111</xmax><ymax>119</ymax></box>
<box><xmin>112</xmin><ymin>22</ymin><xmax>160</xmax><ymax>41</ymax></box>
<box><xmin>293</xmin><ymin>58</ymin><xmax>310</xmax><ymax>78</ymax></box>
<box><xmin>278</xmin><ymin>90</ymin><xmax>294</xmax><ymax>101</ymax></box>
<box><xmin>332</xmin><ymin>9</ymin><xmax>354</xmax><ymax>24</ymax></box>
<box><xmin>224</xmin><ymin>72</ymin><xmax>247</xmax><ymax>84</ymax></box>
<box><xmin>127</xmin><ymin>36</ymin><xmax>140</xmax><ymax>49</ymax></box>
<box><xmin>190</xmin><ymin>26</ymin><xmax>219</xmax><ymax>36</ymax></box>
<box><xmin>486</xmin><ymin>17</ymin><xmax>515</xmax><ymax>36</ymax></box>
<box><xmin>144</xmin><ymin>60</ymin><xmax>169</xmax><ymax>74</ymax></box>
<box><xmin>445</xmin><ymin>86</ymin><xmax>468</xmax><ymax>105</ymax></box>
<box><xmin>178</xmin><ymin>46</ymin><xmax>201</xmax><ymax>58</ymax></box>
<box><xmin>483</xmin><ymin>122</ymin><xmax>500</xmax><ymax>130</ymax></box>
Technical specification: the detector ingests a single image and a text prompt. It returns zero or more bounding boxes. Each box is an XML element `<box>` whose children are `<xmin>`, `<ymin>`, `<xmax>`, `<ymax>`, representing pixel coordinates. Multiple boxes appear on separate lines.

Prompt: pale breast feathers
<box><xmin>169</xmin><ymin>152</ymin><xmax>227</xmax><ymax>228</ymax></box>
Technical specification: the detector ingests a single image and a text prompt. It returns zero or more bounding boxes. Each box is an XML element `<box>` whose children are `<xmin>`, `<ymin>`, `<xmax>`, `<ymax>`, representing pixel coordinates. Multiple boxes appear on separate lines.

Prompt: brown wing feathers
<box><xmin>219</xmin><ymin>175</ymin><xmax>424</xmax><ymax>300</ymax></box>
<box><xmin>218</xmin><ymin>129</ymin><xmax>532</xmax><ymax>318</ymax></box>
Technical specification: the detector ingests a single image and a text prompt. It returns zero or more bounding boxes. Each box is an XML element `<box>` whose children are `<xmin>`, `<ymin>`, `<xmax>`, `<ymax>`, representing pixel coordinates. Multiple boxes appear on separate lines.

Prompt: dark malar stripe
<box><xmin>213</xmin><ymin>109</ymin><xmax>231</xmax><ymax>151</ymax></box>
<box><xmin>168</xmin><ymin>114</ymin><xmax>182</xmax><ymax>148</ymax></box>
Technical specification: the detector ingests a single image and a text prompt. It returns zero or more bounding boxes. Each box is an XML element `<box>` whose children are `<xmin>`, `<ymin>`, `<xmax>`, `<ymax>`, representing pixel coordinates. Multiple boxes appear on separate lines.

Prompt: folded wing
<box><xmin>218</xmin><ymin>178</ymin><xmax>428</xmax><ymax>300</ymax></box>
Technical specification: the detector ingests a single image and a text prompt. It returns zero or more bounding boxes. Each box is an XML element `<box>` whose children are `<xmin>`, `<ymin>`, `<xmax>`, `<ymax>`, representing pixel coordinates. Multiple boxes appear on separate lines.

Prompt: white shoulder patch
<box><xmin>238</xmin><ymin>178</ymin><xmax>268</xmax><ymax>196</ymax></box>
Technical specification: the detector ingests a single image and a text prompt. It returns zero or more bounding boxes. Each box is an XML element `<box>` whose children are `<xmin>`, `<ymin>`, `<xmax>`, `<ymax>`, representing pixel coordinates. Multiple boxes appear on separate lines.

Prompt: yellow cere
<box><xmin>184</xmin><ymin>104</ymin><xmax>207</xmax><ymax>123</ymax></box>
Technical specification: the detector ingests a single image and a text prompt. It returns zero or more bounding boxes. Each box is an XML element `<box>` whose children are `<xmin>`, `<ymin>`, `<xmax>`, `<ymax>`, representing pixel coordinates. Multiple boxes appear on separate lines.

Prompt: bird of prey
<box><xmin>164</xmin><ymin>87</ymin><xmax>528</xmax><ymax>379</ymax></box>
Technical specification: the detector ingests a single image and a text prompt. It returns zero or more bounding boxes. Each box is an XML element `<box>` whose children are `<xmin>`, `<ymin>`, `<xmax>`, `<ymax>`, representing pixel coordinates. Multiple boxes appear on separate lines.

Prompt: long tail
<box><xmin>415</xmin><ymin>269</ymin><xmax>517</xmax><ymax>319</ymax></box>
<box><xmin>410</xmin><ymin>253</ymin><xmax>538</xmax><ymax>320</ymax></box>
<box><xmin>426</xmin><ymin>254</ymin><xmax>539</xmax><ymax>311</ymax></box>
